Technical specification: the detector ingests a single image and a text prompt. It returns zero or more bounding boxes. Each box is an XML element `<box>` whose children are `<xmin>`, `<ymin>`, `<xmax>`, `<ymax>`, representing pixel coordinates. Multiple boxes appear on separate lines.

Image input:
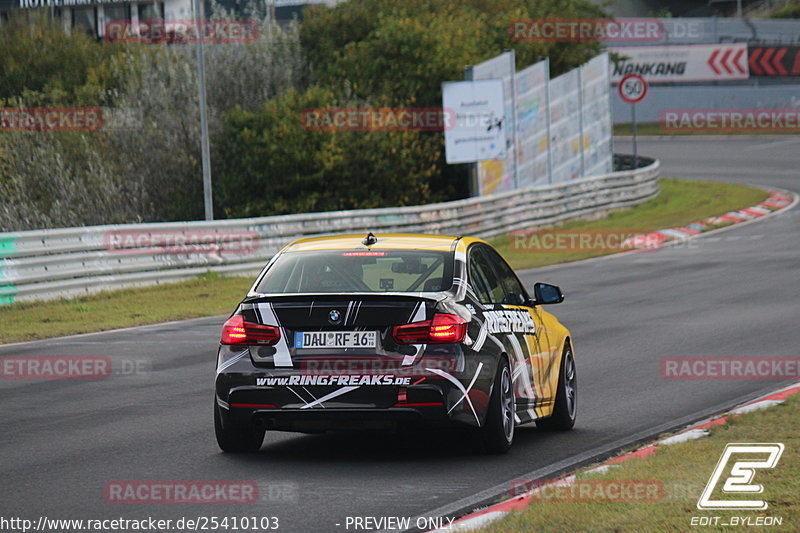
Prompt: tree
<box><xmin>214</xmin><ymin>87</ymin><xmax>441</xmax><ymax>217</ymax></box>
<box><xmin>301</xmin><ymin>0</ymin><xmax>605</xmax><ymax>105</ymax></box>
<box><xmin>0</xmin><ymin>11</ymin><xmax>127</xmax><ymax>107</ymax></box>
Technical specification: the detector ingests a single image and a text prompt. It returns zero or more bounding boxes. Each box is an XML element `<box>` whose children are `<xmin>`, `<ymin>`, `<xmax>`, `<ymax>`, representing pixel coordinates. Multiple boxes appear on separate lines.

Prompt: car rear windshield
<box><xmin>254</xmin><ymin>250</ymin><xmax>454</xmax><ymax>294</ymax></box>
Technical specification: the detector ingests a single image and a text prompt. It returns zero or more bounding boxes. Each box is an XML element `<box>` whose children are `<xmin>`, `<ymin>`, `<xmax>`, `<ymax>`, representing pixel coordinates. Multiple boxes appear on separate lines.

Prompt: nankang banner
<box><xmin>748</xmin><ymin>46</ymin><xmax>800</xmax><ymax>76</ymax></box>
<box><xmin>609</xmin><ymin>43</ymin><xmax>749</xmax><ymax>83</ymax></box>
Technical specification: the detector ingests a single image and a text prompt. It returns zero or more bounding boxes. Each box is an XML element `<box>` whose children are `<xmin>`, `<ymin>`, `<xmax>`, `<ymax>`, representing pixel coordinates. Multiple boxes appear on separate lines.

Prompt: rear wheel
<box><xmin>481</xmin><ymin>358</ymin><xmax>515</xmax><ymax>454</ymax></box>
<box><xmin>536</xmin><ymin>342</ymin><xmax>577</xmax><ymax>431</ymax></box>
<box><xmin>214</xmin><ymin>402</ymin><xmax>265</xmax><ymax>453</ymax></box>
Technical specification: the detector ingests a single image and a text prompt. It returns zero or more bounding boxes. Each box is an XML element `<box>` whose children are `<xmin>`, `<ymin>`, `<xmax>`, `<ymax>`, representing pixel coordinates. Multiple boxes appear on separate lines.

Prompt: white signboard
<box><xmin>442</xmin><ymin>80</ymin><xmax>506</xmax><ymax>164</ymax></box>
<box><xmin>549</xmin><ymin>69</ymin><xmax>582</xmax><ymax>183</ymax></box>
<box><xmin>514</xmin><ymin>60</ymin><xmax>550</xmax><ymax>188</ymax></box>
<box><xmin>469</xmin><ymin>51</ymin><xmax>516</xmax><ymax>193</ymax></box>
<box><xmin>609</xmin><ymin>43</ymin><xmax>749</xmax><ymax>83</ymax></box>
<box><xmin>443</xmin><ymin>51</ymin><xmax>613</xmax><ymax>195</ymax></box>
<box><xmin>581</xmin><ymin>53</ymin><xmax>613</xmax><ymax>179</ymax></box>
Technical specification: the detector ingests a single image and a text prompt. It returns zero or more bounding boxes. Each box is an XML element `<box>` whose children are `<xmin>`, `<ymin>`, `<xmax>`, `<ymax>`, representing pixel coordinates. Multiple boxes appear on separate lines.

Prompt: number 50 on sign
<box><xmin>618</xmin><ymin>74</ymin><xmax>648</xmax><ymax>104</ymax></box>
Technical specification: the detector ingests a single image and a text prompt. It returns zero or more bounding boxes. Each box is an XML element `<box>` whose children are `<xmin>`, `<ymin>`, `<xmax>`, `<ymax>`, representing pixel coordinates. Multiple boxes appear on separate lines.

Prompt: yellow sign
<box><xmin>478</xmin><ymin>159</ymin><xmax>504</xmax><ymax>195</ymax></box>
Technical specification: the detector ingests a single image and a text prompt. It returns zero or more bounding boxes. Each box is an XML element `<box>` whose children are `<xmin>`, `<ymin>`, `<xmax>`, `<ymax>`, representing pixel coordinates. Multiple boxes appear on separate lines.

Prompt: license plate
<box><xmin>294</xmin><ymin>331</ymin><xmax>377</xmax><ymax>349</ymax></box>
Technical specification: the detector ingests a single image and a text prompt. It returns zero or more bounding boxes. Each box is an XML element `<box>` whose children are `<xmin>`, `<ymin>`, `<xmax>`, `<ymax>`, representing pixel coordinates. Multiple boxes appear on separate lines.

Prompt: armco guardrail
<box><xmin>0</xmin><ymin>157</ymin><xmax>658</xmax><ymax>305</ymax></box>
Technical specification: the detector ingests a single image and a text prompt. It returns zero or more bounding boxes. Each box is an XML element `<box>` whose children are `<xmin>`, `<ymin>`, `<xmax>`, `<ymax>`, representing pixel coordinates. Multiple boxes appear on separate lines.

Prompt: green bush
<box><xmin>769</xmin><ymin>0</ymin><xmax>800</xmax><ymax>18</ymax></box>
<box><xmin>214</xmin><ymin>87</ymin><xmax>442</xmax><ymax>218</ymax></box>
<box><xmin>0</xmin><ymin>131</ymin><xmax>138</xmax><ymax>230</ymax></box>
<box><xmin>0</xmin><ymin>11</ymin><xmax>127</xmax><ymax>107</ymax></box>
<box><xmin>0</xmin><ymin>12</ymin><xmax>307</xmax><ymax>230</ymax></box>
<box><xmin>301</xmin><ymin>0</ymin><xmax>605</xmax><ymax>106</ymax></box>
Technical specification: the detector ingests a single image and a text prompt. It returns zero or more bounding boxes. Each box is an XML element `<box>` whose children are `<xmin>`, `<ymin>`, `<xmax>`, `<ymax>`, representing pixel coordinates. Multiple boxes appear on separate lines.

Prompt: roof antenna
<box><xmin>362</xmin><ymin>232</ymin><xmax>378</xmax><ymax>246</ymax></box>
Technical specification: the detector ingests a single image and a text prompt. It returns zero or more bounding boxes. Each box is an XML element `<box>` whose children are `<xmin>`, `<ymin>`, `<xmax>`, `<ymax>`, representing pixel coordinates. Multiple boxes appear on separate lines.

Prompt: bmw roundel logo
<box><xmin>328</xmin><ymin>309</ymin><xmax>342</xmax><ymax>324</ymax></box>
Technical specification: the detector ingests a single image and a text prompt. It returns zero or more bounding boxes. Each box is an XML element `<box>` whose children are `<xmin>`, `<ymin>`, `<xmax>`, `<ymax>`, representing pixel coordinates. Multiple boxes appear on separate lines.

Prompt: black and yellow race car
<box><xmin>214</xmin><ymin>233</ymin><xmax>575</xmax><ymax>453</ymax></box>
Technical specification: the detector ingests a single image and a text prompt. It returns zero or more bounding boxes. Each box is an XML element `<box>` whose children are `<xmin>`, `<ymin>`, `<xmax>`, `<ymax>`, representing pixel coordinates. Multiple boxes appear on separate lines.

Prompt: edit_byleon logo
<box><xmin>697</xmin><ymin>443</ymin><xmax>784</xmax><ymax>511</ymax></box>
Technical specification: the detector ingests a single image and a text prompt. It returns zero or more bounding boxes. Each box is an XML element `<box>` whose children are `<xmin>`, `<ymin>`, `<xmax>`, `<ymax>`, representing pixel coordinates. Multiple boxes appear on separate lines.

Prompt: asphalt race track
<box><xmin>1</xmin><ymin>137</ymin><xmax>798</xmax><ymax>533</ymax></box>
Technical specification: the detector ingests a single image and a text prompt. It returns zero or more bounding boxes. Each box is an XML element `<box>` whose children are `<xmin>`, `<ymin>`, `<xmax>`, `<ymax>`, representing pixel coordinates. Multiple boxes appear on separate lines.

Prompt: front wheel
<box><xmin>536</xmin><ymin>342</ymin><xmax>577</xmax><ymax>431</ymax></box>
<box><xmin>480</xmin><ymin>358</ymin><xmax>515</xmax><ymax>454</ymax></box>
<box><xmin>214</xmin><ymin>402</ymin><xmax>266</xmax><ymax>453</ymax></box>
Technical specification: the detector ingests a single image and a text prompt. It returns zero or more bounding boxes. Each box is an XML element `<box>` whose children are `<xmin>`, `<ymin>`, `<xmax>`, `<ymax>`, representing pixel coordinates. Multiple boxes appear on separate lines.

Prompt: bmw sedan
<box><xmin>214</xmin><ymin>233</ymin><xmax>576</xmax><ymax>453</ymax></box>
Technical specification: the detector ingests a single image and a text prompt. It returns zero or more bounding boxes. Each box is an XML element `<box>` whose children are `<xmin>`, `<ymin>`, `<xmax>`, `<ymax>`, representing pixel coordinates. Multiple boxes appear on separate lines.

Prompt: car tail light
<box><xmin>429</xmin><ymin>313</ymin><xmax>468</xmax><ymax>342</ymax></box>
<box><xmin>220</xmin><ymin>315</ymin><xmax>281</xmax><ymax>345</ymax></box>
<box><xmin>393</xmin><ymin>313</ymin><xmax>467</xmax><ymax>344</ymax></box>
<box><xmin>392</xmin><ymin>321</ymin><xmax>430</xmax><ymax>343</ymax></box>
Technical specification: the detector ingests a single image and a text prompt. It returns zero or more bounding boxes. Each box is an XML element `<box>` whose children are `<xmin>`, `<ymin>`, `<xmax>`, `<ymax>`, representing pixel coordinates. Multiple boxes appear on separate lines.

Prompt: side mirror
<box><xmin>532</xmin><ymin>282</ymin><xmax>564</xmax><ymax>305</ymax></box>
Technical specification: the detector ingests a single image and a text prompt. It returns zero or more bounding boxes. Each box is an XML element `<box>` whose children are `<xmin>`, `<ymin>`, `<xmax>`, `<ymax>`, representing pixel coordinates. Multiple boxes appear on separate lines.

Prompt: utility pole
<box><xmin>192</xmin><ymin>0</ymin><xmax>214</xmax><ymax>220</ymax></box>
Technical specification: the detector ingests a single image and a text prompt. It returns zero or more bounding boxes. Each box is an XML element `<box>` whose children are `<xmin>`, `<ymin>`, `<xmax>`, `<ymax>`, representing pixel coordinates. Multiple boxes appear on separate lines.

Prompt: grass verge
<box><xmin>0</xmin><ymin>272</ymin><xmax>252</xmax><ymax>343</ymax></box>
<box><xmin>0</xmin><ymin>179</ymin><xmax>769</xmax><ymax>344</ymax></box>
<box><xmin>490</xmin><ymin>178</ymin><xmax>768</xmax><ymax>270</ymax></box>
<box><xmin>478</xmin><ymin>392</ymin><xmax>800</xmax><ymax>533</ymax></box>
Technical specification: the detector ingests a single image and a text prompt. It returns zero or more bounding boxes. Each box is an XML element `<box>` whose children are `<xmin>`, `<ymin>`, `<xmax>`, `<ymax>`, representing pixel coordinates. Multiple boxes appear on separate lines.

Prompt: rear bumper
<box><xmin>217</xmin><ymin>382</ymin><xmax>455</xmax><ymax>432</ymax></box>
<box><xmin>214</xmin><ymin>347</ymin><xmax>495</xmax><ymax>431</ymax></box>
<box><xmin>224</xmin><ymin>404</ymin><xmax>449</xmax><ymax>433</ymax></box>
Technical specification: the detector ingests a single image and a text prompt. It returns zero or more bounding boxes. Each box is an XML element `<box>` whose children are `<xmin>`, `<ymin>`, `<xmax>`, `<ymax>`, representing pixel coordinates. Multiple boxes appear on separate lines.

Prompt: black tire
<box><xmin>480</xmin><ymin>357</ymin><xmax>515</xmax><ymax>454</ymax></box>
<box><xmin>214</xmin><ymin>402</ymin><xmax>265</xmax><ymax>453</ymax></box>
<box><xmin>536</xmin><ymin>342</ymin><xmax>577</xmax><ymax>431</ymax></box>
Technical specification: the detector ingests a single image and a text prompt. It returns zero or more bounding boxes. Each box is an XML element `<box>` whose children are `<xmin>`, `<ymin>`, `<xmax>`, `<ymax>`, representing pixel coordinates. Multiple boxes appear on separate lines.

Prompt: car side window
<box><xmin>467</xmin><ymin>248</ymin><xmax>491</xmax><ymax>304</ymax></box>
<box><xmin>468</xmin><ymin>247</ymin><xmax>505</xmax><ymax>304</ymax></box>
<box><xmin>467</xmin><ymin>258</ymin><xmax>492</xmax><ymax>304</ymax></box>
<box><xmin>484</xmin><ymin>247</ymin><xmax>528</xmax><ymax>305</ymax></box>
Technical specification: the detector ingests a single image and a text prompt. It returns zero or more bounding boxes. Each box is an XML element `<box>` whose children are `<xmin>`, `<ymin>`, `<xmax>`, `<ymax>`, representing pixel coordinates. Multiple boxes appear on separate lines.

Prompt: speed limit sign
<box><xmin>618</xmin><ymin>74</ymin><xmax>648</xmax><ymax>104</ymax></box>
<box><xmin>618</xmin><ymin>74</ymin><xmax>647</xmax><ymax>169</ymax></box>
